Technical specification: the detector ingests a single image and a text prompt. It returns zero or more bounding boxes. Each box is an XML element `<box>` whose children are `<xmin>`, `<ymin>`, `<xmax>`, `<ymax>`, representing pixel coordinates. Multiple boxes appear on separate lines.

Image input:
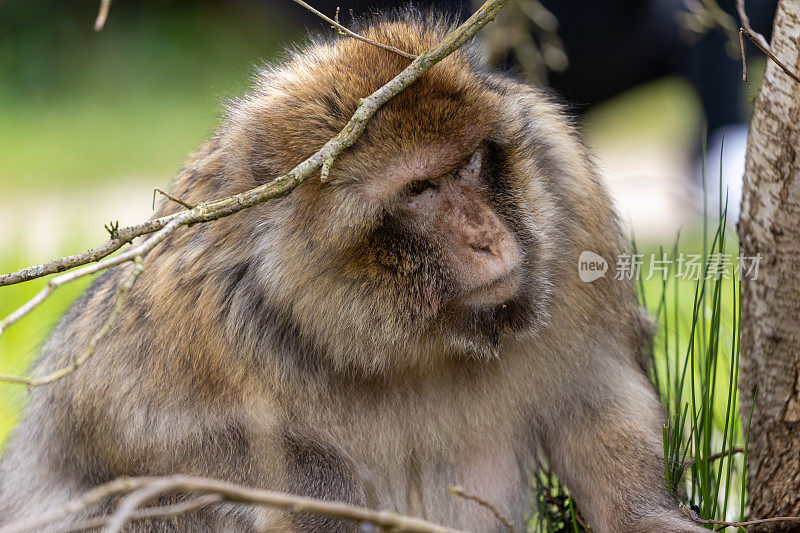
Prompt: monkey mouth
<box><xmin>459</xmin><ymin>269</ymin><xmax>521</xmax><ymax>307</ymax></box>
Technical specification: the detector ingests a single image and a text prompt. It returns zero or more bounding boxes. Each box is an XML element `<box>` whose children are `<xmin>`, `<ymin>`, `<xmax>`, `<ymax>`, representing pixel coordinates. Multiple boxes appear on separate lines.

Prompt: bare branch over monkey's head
<box><xmin>152</xmin><ymin>11</ymin><xmax>619</xmax><ymax>376</ymax></box>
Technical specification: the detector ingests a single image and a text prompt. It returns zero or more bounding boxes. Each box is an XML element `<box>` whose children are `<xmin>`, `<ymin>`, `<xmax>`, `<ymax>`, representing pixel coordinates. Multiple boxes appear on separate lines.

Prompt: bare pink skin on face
<box><xmin>371</xmin><ymin>145</ymin><xmax>523</xmax><ymax>308</ymax></box>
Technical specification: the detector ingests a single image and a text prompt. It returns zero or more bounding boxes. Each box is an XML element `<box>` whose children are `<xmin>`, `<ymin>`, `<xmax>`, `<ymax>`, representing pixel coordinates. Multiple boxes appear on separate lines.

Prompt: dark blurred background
<box><xmin>0</xmin><ymin>0</ymin><xmax>773</xmax><ymax>441</ymax></box>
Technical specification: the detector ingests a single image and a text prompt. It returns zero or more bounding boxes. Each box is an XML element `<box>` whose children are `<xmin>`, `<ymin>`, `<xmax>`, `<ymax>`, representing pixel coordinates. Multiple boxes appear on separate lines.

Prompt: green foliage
<box><xmin>530</xmin><ymin>471</ymin><xmax>589</xmax><ymax>532</ymax></box>
<box><xmin>651</xmin><ymin>175</ymin><xmax>748</xmax><ymax>530</ymax></box>
<box><xmin>650</xmin><ymin>224</ymin><xmax>746</xmax><ymax>530</ymax></box>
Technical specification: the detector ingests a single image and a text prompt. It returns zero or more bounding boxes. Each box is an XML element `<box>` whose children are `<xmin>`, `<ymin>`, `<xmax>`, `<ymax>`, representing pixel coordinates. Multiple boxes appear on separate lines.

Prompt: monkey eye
<box><xmin>407</xmin><ymin>177</ymin><xmax>440</xmax><ymax>196</ymax></box>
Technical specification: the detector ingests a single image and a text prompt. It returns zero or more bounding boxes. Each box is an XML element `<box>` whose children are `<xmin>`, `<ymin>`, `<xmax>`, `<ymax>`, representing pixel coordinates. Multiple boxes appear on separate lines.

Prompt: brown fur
<box><xmin>0</xmin><ymin>11</ymin><xmax>702</xmax><ymax>532</ymax></box>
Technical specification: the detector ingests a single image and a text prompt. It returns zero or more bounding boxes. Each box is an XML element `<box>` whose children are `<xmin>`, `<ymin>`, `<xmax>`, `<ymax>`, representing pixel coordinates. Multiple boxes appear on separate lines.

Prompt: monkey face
<box><xmin>352</xmin><ymin>139</ymin><xmax>545</xmax><ymax>355</ymax></box>
<box><xmin>391</xmin><ymin>148</ymin><xmax>522</xmax><ymax>308</ymax></box>
<box><xmin>222</xmin><ymin>21</ymin><xmax>560</xmax><ymax>368</ymax></box>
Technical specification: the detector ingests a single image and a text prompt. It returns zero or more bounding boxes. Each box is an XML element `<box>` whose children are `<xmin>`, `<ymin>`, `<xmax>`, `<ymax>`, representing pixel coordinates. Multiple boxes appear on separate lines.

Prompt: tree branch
<box><xmin>288</xmin><ymin>0</ymin><xmax>416</xmax><ymax>60</ymax></box>
<box><xmin>66</xmin><ymin>495</ymin><xmax>223</xmax><ymax>531</ymax></box>
<box><xmin>153</xmin><ymin>187</ymin><xmax>195</xmax><ymax>210</ymax></box>
<box><xmin>0</xmin><ymin>213</ymin><xmax>172</xmax><ymax>287</ymax></box>
<box><xmin>685</xmin><ymin>505</ymin><xmax>800</xmax><ymax>529</ymax></box>
<box><xmin>736</xmin><ymin>0</ymin><xmax>800</xmax><ymax>85</ymax></box>
<box><xmin>0</xmin><ymin>475</ymin><xmax>467</xmax><ymax>533</ymax></box>
<box><xmin>0</xmin><ymin>0</ymin><xmax>509</xmax><ymax>385</ymax></box>
<box><xmin>706</xmin><ymin>446</ymin><xmax>744</xmax><ymax>463</ymax></box>
<box><xmin>739</xmin><ymin>27</ymin><xmax>800</xmax><ymax>85</ymax></box>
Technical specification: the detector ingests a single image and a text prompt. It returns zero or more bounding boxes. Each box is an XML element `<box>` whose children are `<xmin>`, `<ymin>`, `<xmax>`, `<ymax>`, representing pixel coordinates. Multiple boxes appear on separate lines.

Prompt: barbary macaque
<box><xmin>0</xmin><ymin>11</ymin><xmax>703</xmax><ymax>532</ymax></box>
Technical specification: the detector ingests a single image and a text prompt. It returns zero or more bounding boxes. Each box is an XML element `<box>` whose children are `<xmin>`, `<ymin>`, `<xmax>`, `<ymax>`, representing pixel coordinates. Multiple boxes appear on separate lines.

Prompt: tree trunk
<box><xmin>738</xmin><ymin>0</ymin><xmax>800</xmax><ymax>528</ymax></box>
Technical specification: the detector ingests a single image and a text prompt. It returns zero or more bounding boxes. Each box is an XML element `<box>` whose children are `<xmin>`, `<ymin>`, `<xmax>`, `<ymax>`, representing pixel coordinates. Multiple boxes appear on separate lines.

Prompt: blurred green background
<box><xmin>1</xmin><ymin>1</ymin><xmax>296</xmax><ymax>192</ymax></box>
<box><xmin>0</xmin><ymin>0</ymin><xmax>744</xmax><ymax>448</ymax></box>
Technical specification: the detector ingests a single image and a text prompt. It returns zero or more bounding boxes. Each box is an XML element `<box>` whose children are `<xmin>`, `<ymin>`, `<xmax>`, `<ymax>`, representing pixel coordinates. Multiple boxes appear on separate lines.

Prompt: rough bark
<box><xmin>738</xmin><ymin>1</ymin><xmax>800</xmax><ymax>529</ymax></box>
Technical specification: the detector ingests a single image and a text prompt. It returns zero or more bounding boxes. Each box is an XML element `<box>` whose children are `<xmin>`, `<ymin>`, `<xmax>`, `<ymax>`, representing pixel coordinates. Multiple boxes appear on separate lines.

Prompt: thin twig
<box><xmin>64</xmin><ymin>494</ymin><xmax>223</xmax><ymax>531</ymax></box>
<box><xmin>106</xmin><ymin>482</ymin><xmax>178</xmax><ymax>533</ymax></box>
<box><xmin>0</xmin><ymin>256</ymin><xmax>144</xmax><ymax>386</ymax></box>
<box><xmin>0</xmin><ymin>219</ymin><xmax>172</xmax><ymax>337</ymax></box>
<box><xmin>448</xmin><ymin>485</ymin><xmax>514</xmax><ymax>532</ymax></box>
<box><xmin>94</xmin><ymin>0</ymin><xmax>112</xmax><ymax>31</ymax></box>
<box><xmin>0</xmin><ymin>0</ymin><xmax>510</xmax><ymax>382</ymax></box>
<box><xmin>288</xmin><ymin>0</ymin><xmax>416</xmax><ymax>60</ymax></box>
<box><xmin>153</xmin><ymin>187</ymin><xmax>195</xmax><ymax>210</ymax></box>
<box><xmin>685</xmin><ymin>505</ymin><xmax>800</xmax><ymax>529</ymax></box>
<box><xmin>738</xmin><ymin>29</ymin><xmax>751</xmax><ymax>89</ymax></box>
<box><xmin>0</xmin><ymin>475</ymin><xmax>466</xmax><ymax>533</ymax></box>
<box><xmin>736</xmin><ymin>0</ymin><xmax>800</xmax><ymax>85</ymax></box>
<box><xmin>0</xmin><ymin>213</ymin><xmax>174</xmax><ymax>287</ymax></box>
<box><xmin>706</xmin><ymin>446</ymin><xmax>744</xmax><ymax>462</ymax></box>
<box><xmin>739</xmin><ymin>27</ymin><xmax>800</xmax><ymax>85</ymax></box>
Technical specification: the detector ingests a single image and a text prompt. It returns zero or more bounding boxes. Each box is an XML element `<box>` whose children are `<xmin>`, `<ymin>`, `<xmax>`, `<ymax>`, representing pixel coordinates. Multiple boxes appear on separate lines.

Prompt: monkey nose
<box><xmin>472</xmin><ymin>229</ymin><xmax>521</xmax><ymax>274</ymax></box>
<box><xmin>461</xmin><ymin>234</ymin><xmax>522</xmax><ymax>306</ymax></box>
